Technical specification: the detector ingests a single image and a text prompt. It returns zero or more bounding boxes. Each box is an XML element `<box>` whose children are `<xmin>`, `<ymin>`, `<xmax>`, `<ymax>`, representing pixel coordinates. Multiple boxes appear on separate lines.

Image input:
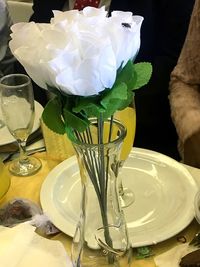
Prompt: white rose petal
<box><xmin>52</xmin><ymin>10</ymin><xmax>79</xmax><ymax>24</ymax></box>
<box><xmin>82</xmin><ymin>6</ymin><xmax>107</xmax><ymax>19</ymax></box>
<box><xmin>48</xmin><ymin>49</ymin><xmax>80</xmax><ymax>73</ymax></box>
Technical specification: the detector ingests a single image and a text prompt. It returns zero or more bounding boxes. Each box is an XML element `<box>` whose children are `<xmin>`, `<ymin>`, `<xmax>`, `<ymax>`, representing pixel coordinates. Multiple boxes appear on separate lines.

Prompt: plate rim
<box><xmin>40</xmin><ymin>147</ymin><xmax>199</xmax><ymax>247</ymax></box>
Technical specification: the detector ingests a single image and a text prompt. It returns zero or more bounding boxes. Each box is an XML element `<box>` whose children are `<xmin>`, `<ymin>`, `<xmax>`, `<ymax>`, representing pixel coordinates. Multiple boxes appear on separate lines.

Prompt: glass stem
<box><xmin>18</xmin><ymin>140</ymin><xmax>29</xmax><ymax>164</ymax></box>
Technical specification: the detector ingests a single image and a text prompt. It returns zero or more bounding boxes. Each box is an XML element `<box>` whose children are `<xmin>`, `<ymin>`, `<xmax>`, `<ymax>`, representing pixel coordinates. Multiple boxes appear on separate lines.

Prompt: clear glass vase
<box><xmin>71</xmin><ymin>118</ymin><xmax>132</xmax><ymax>267</ymax></box>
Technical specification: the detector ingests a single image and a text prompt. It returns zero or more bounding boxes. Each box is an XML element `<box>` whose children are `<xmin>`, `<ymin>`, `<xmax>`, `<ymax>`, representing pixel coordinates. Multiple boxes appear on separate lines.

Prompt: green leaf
<box><xmin>73</xmin><ymin>96</ymin><xmax>105</xmax><ymax>118</ymax></box>
<box><xmin>100</xmin><ymin>83</ymin><xmax>126</xmax><ymax>116</ymax></box>
<box><xmin>65</xmin><ymin>125</ymin><xmax>77</xmax><ymax>143</ymax></box>
<box><xmin>42</xmin><ymin>97</ymin><xmax>65</xmax><ymax>134</ymax></box>
<box><xmin>115</xmin><ymin>60</ymin><xmax>137</xmax><ymax>90</ymax></box>
<box><xmin>83</xmin><ymin>103</ymin><xmax>105</xmax><ymax>118</ymax></box>
<box><xmin>117</xmin><ymin>89</ymin><xmax>134</xmax><ymax>111</ymax></box>
<box><xmin>63</xmin><ymin>107</ymin><xmax>89</xmax><ymax>132</ymax></box>
<box><xmin>133</xmin><ymin>62</ymin><xmax>152</xmax><ymax>90</ymax></box>
<box><xmin>101</xmin><ymin>83</ymin><xmax>127</xmax><ymax>107</ymax></box>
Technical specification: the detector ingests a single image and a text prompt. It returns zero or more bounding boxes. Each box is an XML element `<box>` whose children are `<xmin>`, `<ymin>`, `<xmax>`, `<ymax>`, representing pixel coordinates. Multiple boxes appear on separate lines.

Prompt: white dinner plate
<box><xmin>0</xmin><ymin>101</ymin><xmax>43</xmax><ymax>146</ymax></box>
<box><xmin>40</xmin><ymin>147</ymin><xmax>198</xmax><ymax>247</ymax></box>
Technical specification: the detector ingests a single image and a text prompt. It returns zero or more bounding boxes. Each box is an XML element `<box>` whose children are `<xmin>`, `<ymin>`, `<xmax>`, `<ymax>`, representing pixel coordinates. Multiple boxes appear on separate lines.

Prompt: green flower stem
<box><xmin>98</xmin><ymin>115</ymin><xmax>106</xmax><ymax>208</ymax></box>
<box><xmin>97</xmin><ymin>115</ymin><xmax>114</xmax><ymax>262</ymax></box>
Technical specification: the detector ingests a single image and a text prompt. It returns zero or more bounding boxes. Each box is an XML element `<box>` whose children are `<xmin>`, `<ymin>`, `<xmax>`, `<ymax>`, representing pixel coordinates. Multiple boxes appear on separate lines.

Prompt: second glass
<box><xmin>0</xmin><ymin>74</ymin><xmax>41</xmax><ymax>176</ymax></box>
<box><xmin>115</xmin><ymin>97</ymin><xmax>136</xmax><ymax>208</ymax></box>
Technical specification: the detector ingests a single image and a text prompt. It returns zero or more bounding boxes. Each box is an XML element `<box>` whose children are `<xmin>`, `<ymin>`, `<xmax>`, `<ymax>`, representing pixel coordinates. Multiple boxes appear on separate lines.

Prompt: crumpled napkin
<box><xmin>154</xmin><ymin>243</ymin><xmax>198</xmax><ymax>267</ymax></box>
<box><xmin>0</xmin><ymin>223</ymin><xmax>72</xmax><ymax>267</ymax></box>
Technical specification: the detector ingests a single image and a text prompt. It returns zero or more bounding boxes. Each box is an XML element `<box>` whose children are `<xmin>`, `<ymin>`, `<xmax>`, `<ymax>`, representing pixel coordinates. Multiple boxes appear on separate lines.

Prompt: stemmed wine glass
<box><xmin>0</xmin><ymin>74</ymin><xmax>42</xmax><ymax>176</ymax></box>
<box><xmin>115</xmin><ymin>97</ymin><xmax>136</xmax><ymax>208</ymax></box>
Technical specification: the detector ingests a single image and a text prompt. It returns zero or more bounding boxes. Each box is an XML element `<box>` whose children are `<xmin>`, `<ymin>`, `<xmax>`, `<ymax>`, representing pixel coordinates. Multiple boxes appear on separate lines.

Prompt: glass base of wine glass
<box><xmin>8</xmin><ymin>156</ymin><xmax>42</xmax><ymax>176</ymax></box>
<box><xmin>119</xmin><ymin>188</ymin><xmax>135</xmax><ymax>208</ymax></box>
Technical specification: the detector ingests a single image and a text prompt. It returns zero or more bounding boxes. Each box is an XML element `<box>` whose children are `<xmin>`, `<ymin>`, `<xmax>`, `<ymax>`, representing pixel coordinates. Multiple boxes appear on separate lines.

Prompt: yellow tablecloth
<box><xmin>2</xmin><ymin>152</ymin><xmax>200</xmax><ymax>267</ymax></box>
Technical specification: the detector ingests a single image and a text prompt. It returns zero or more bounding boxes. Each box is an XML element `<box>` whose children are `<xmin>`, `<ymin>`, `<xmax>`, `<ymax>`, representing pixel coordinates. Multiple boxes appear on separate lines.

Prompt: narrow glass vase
<box><xmin>71</xmin><ymin>118</ymin><xmax>132</xmax><ymax>267</ymax></box>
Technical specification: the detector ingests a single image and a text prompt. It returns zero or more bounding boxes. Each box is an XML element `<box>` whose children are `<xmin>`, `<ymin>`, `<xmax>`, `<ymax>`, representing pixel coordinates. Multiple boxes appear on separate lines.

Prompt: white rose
<box><xmin>9</xmin><ymin>7</ymin><xmax>143</xmax><ymax>97</ymax></box>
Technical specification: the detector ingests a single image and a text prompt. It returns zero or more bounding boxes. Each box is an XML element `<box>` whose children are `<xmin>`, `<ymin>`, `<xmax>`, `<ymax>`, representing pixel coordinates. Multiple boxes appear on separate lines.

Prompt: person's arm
<box><xmin>169</xmin><ymin>0</ymin><xmax>200</xmax><ymax>167</ymax></box>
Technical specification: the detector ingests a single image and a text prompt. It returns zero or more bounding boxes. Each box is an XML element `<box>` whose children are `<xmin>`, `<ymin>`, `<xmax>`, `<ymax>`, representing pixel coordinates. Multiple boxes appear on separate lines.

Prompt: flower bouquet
<box><xmin>9</xmin><ymin>6</ymin><xmax>152</xmax><ymax>266</ymax></box>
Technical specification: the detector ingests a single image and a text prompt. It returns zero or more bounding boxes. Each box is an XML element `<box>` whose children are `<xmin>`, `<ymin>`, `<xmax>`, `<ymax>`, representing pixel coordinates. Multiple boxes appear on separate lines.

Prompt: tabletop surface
<box><xmin>2</xmin><ymin>151</ymin><xmax>200</xmax><ymax>267</ymax></box>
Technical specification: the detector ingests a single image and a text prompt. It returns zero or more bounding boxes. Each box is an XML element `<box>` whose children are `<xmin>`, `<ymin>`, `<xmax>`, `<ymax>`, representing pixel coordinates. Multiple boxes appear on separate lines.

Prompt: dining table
<box><xmin>1</xmin><ymin>149</ymin><xmax>200</xmax><ymax>267</ymax></box>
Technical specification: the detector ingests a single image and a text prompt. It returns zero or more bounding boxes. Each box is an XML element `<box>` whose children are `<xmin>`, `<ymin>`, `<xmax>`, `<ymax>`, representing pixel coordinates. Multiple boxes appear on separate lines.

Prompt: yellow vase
<box><xmin>41</xmin><ymin>120</ymin><xmax>75</xmax><ymax>168</ymax></box>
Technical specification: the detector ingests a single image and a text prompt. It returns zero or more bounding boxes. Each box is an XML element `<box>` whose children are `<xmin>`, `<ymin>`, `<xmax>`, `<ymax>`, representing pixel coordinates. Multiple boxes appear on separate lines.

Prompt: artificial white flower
<box><xmin>9</xmin><ymin>6</ymin><xmax>143</xmax><ymax>97</ymax></box>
